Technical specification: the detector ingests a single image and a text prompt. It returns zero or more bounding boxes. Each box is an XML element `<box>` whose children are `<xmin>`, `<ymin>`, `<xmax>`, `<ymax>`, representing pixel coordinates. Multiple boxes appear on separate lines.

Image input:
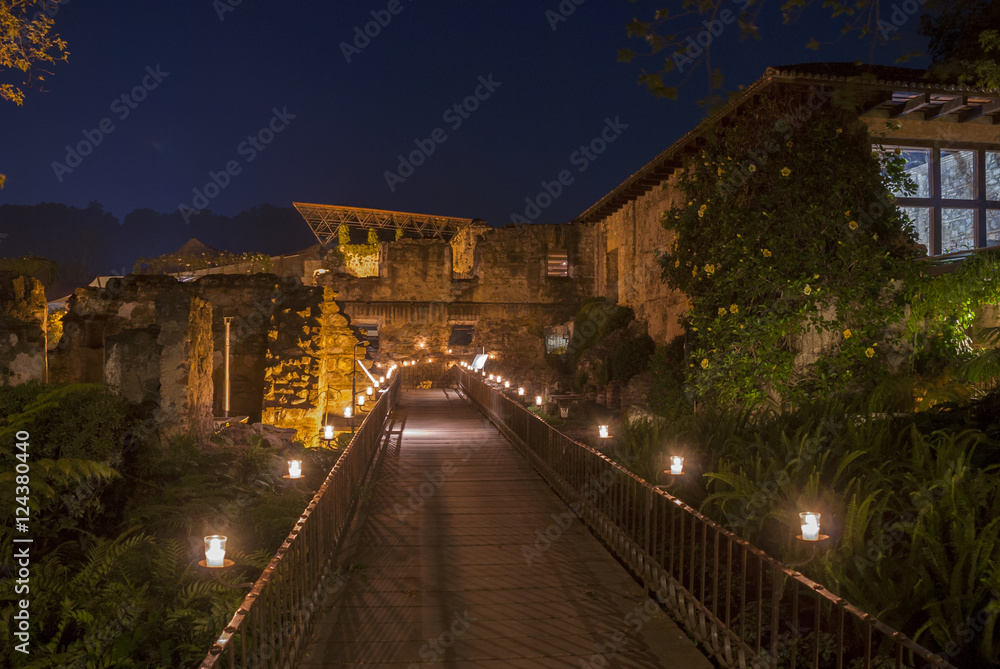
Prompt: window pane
<box><xmin>941</xmin><ymin>150</ymin><xmax>975</xmax><ymax>199</ymax></box>
<box><xmin>988</xmin><ymin>210</ymin><xmax>1000</xmax><ymax>246</ymax></box>
<box><xmin>988</xmin><ymin>152</ymin><xmax>1000</xmax><ymax>201</ymax></box>
<box><xmin>941</xmin><ymin>209</ymin><xmax>976</xmax><ymax>253</ymax></box>
<box><xmin>888</xmin><ymin>147</ymin><xmax>931</xmax><ymax>198</ymax></box>
<box><xmin>901</xmin><ymin>206</ymin><xmax>931</xmax><ymax>253</ymax></box>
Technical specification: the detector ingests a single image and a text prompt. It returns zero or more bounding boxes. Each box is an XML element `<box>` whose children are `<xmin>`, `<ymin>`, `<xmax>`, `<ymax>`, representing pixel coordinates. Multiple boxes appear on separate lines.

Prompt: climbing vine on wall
<box><xmin>338</xmin><ymin>226</ymin><xmax>380</xmax><ymax>277</ymax></box>
<box><xmin>907</xmin><ymin>248</ymin><xmax>1000</xmax><ymax>355</ymax></box>
<box><xmin>659</xmin><ymin>93</ymin><xmax>919</xmax><ymax>408</ymax></box>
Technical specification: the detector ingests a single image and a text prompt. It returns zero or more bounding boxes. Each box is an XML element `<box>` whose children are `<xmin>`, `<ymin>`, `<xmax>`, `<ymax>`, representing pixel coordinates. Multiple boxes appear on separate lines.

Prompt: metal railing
<box><xmin>199</xmin><ymin>374</ymin><xmax>401</xmax><ymax>669</ymax></box>
<box><xmin>458</xmin><ymin>367</ymin><xmax>955</xmax><ymax>669</ymax></box>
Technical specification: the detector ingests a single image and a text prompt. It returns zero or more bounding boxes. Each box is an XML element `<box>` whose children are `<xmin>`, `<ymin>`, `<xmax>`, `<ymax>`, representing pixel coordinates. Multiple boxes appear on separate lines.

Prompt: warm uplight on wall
<box><xmin>287</xmin><ymin>460</ymin><xmax>302</xmax><ymax>479</ymax></box>
<box><xmin>203</xmin><ymin>535</ymin><xmax>228</xmax><ymax>568</ymax></box>
<box><xmin>598</xmin><ymin>425</ymin><xmax>610</xmax><ymax>439</ymax></box>
<box><xmin>669</xmin><ymin>456</ymin><xmax>684</xmax><ymax>475</ymax></box>
<box><xmin>799</xmin><ymin>512</ymin><xmax>821</xmax><ymax>541</ymax></box>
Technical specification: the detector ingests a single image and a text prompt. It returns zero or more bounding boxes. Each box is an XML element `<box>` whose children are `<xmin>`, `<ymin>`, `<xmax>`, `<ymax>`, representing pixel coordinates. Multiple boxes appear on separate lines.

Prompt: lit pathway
<box><xmin>300</xmin><ymin>388</ymin><xmax>712</xmax><ymax>668</ymax></box>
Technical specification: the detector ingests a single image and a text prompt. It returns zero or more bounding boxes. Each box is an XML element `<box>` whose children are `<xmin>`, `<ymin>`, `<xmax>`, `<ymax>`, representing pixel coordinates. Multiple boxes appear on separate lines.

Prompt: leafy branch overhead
<box><xmin>620</xmin><ymin>0</ymin><xmax>1000</xmax><ymax>100</ymax></box>
<box><xmin>0</xmin><ymin>0</ymin><xmax>69</xmax><ymax>105</ymax></box>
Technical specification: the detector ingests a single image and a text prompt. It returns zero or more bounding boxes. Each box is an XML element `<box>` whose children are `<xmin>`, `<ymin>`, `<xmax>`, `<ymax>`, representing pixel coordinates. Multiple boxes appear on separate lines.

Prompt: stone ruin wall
<box><xmin>42</xmin><ymin>274</ymin><xmax>367</xmax><ymax>446</ymax></box>
<box><xmin>593</xmin><ymin>176</ymin><xmax>688</xmax><ymax>344</ymax></box>
<box><xmin>319</xmin><ymin>222</ymin><xmax>598</xmax><ymax>390</ymax></box>
<box><xmin>0</xmin><ymin>273</ymin><xmax>48</xmax><ymax>385</ymax></box>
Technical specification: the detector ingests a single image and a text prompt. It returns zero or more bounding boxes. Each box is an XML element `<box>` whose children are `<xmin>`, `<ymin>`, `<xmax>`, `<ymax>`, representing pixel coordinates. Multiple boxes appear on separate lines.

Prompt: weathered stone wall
<box><xmin>154</xmin><ymin>291</ymin><xmax>214</xmax><ymax>439</ymax></box>
<box><xmin>0</xmin><ymin>273</ymin><xmax>47</xmax><ymax>385</ymax></box>
<box><xmin>316</xmin><ymin>222</ymin><xmax>596</xmax><ymax>389</ymax></box>
<box><xmin>589</xmin><ymin>178</ymin><xmax>688</xmax><ymax>344</ymax></box>
<box><xmin>262</xmin><ymin>283</ymin><xmax>369</xmax><ymax>446</ymax></box>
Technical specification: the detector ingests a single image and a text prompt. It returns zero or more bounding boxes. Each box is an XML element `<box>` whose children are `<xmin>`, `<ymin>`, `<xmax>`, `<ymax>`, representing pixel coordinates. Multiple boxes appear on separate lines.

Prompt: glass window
<box><xmin>941</xmin><ymin>209</ymin><xmax>976</xmax><ymax>253</ymax></box>
<box><xmin>901</xmin><ymin>207</ymin><xmax>931</xmax><ymax>253</ymax></box>
<box><xmin>941</xmin><ymin>150</ymin><xmax>976</xmax><ymax>200</ymax></box>
<box><xmin>988</xmin><ymin>210</ymin><xmax>1000</xmax><ymax>246</ymax></box>
<box><xmin>891</xmin><ymin>148</ymin><xmax>931</xmax><ymax>198</ymax></box>
<box><xmin>987</xmin><ymin>152</ymin><xmax>1000</xmax><ymax>201</ymax></box>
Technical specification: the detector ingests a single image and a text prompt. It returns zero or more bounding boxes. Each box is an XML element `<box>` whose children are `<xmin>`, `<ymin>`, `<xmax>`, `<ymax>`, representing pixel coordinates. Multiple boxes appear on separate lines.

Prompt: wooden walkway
<box><xmin>300</xmin><ymin>389</ymin><xmax>712</xmax><ymax>668</ymax></box>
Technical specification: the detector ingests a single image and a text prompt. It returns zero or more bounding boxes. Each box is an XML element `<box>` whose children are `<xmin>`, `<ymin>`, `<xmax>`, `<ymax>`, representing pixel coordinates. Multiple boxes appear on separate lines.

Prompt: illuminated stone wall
<box><xmin>0</xmin><ymin>273</ymin><xmax>47</xmax><ymax>385</ymax></box>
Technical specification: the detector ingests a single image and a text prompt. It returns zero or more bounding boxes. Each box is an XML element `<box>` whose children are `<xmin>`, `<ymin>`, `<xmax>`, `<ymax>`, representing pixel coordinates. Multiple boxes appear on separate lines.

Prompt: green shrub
<box><xmin>649</xmin><ymin>336</ymin><xmax>690</xmax><ymax>416</ymax></box>
<box><xmin>609</xmin><ymin>334</ymin><xmax>655</xmax><ymax>382</ymax></box>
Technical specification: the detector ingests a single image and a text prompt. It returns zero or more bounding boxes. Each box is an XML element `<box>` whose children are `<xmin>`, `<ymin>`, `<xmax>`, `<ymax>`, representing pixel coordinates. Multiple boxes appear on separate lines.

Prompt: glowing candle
<box><xmin>324</xmin><ymin>425</ymin><xmax>333</xmax><ymax>440</ymax></box>
<box><xmin>288</xmin><ymin>460</ymin><xmax>302</xmax><ymax>479</ymax></box>
<box><xmin>800</xmin><ymin>512</ymin><xmax>821</xmax><ymax>541</ymax></box>
<box><xmin>204</xmin><ymin>535</ymin><xmax>227</xmax><ymax>568</ymax></box>
<box><xmin>598</xmin><ymin>425</ymin><xmax>609</xmax><ymax>439</ymax></box>
<box><xmin>670</xmin><ymin>456</ymin><xmax>684</xmax><ymax>475</ymax></box>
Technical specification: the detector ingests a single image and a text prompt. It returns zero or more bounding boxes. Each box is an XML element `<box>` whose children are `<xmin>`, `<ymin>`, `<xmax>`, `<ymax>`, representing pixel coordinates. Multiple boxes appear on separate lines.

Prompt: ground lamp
<box><xmin>358</xmin><ymin>395</ymin><xmax>366</xmax><ymax>408</ymax></box>
<box><xmin>536</xmin><ymin>395</ymin><xmax>543</xmax><ymax>407</ymax></box>
<box><xmin>366</xmin><ymin>386</ymin><xmax>373</xmax><ymax>397</ymax></box>
<box><xmin>448</xmin><ymin>349</ymin><xmax>452</xmax><ymax>354</ymax></box>
<box><xmin>201</xmin><ymin>535</ymin><xmax>232</xmax><ymax>568</ymax></box>
<box><xmin>428</xmin><ymin>358</ymin><xmax>433</xmax><ymax>363</ymax></box>
<box><xmin>285</xmin><ymin>460</ymin><xmax>302</xmax><ymax>479</ymax></box>
<box><xmin>518</xmin><ymin>387</ymin><xmax>524</xmax><ymax>396</ymax></box>
<box><xmin>504</xmin><ymin>381</ymin><xmax>510</xmax><ymax>389</ymax></box>
<box><xmin>598</xmin><ymin>425</ymin><xmax>610</xmax><ymax>439</ymax></box>
<box><xmin>344</xmin><ymin>406</ymin><xmax>353</xmax><ymax>419</ymax></box>
<box><xmin>798</xmin><ymin>512</ymin><xmax>826</xmax><ymax>542</ymax></box>
<box><xmin>668</xmin><ymin>456</ymin><xmax>684</xmax><ymax>475</ymax></box>
<box><xmin>324</xmin><ymin>425</ymin><xmax>334</xmax><ymax>443</ymax></box>
<box><xmin>379</xmin><ymin>376</ymin><xmax>385</xmax><ymax>383</ymax></box>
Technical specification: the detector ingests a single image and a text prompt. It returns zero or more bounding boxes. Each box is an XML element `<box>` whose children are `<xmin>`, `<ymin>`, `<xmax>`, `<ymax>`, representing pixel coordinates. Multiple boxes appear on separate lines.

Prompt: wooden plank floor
<box><xmin>300</xmin><ymin>388</ymin><xmax>712</xmax><ymax>668</ymax></box>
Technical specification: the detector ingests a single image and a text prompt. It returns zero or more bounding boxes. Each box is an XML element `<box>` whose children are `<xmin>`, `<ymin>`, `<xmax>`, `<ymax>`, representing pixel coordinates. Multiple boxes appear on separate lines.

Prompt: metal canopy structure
<box><xmin>293</xmin><ymin>202</ymin><xmax>475</xmax><ymax>245</ymax></box>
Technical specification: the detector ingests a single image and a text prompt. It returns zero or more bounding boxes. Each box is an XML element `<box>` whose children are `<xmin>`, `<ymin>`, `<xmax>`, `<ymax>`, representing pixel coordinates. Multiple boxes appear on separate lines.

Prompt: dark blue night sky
<box><xmin>1</xmin><ymin>1</ymin><xmax>929</xmax><ymax>259</ymax></box>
